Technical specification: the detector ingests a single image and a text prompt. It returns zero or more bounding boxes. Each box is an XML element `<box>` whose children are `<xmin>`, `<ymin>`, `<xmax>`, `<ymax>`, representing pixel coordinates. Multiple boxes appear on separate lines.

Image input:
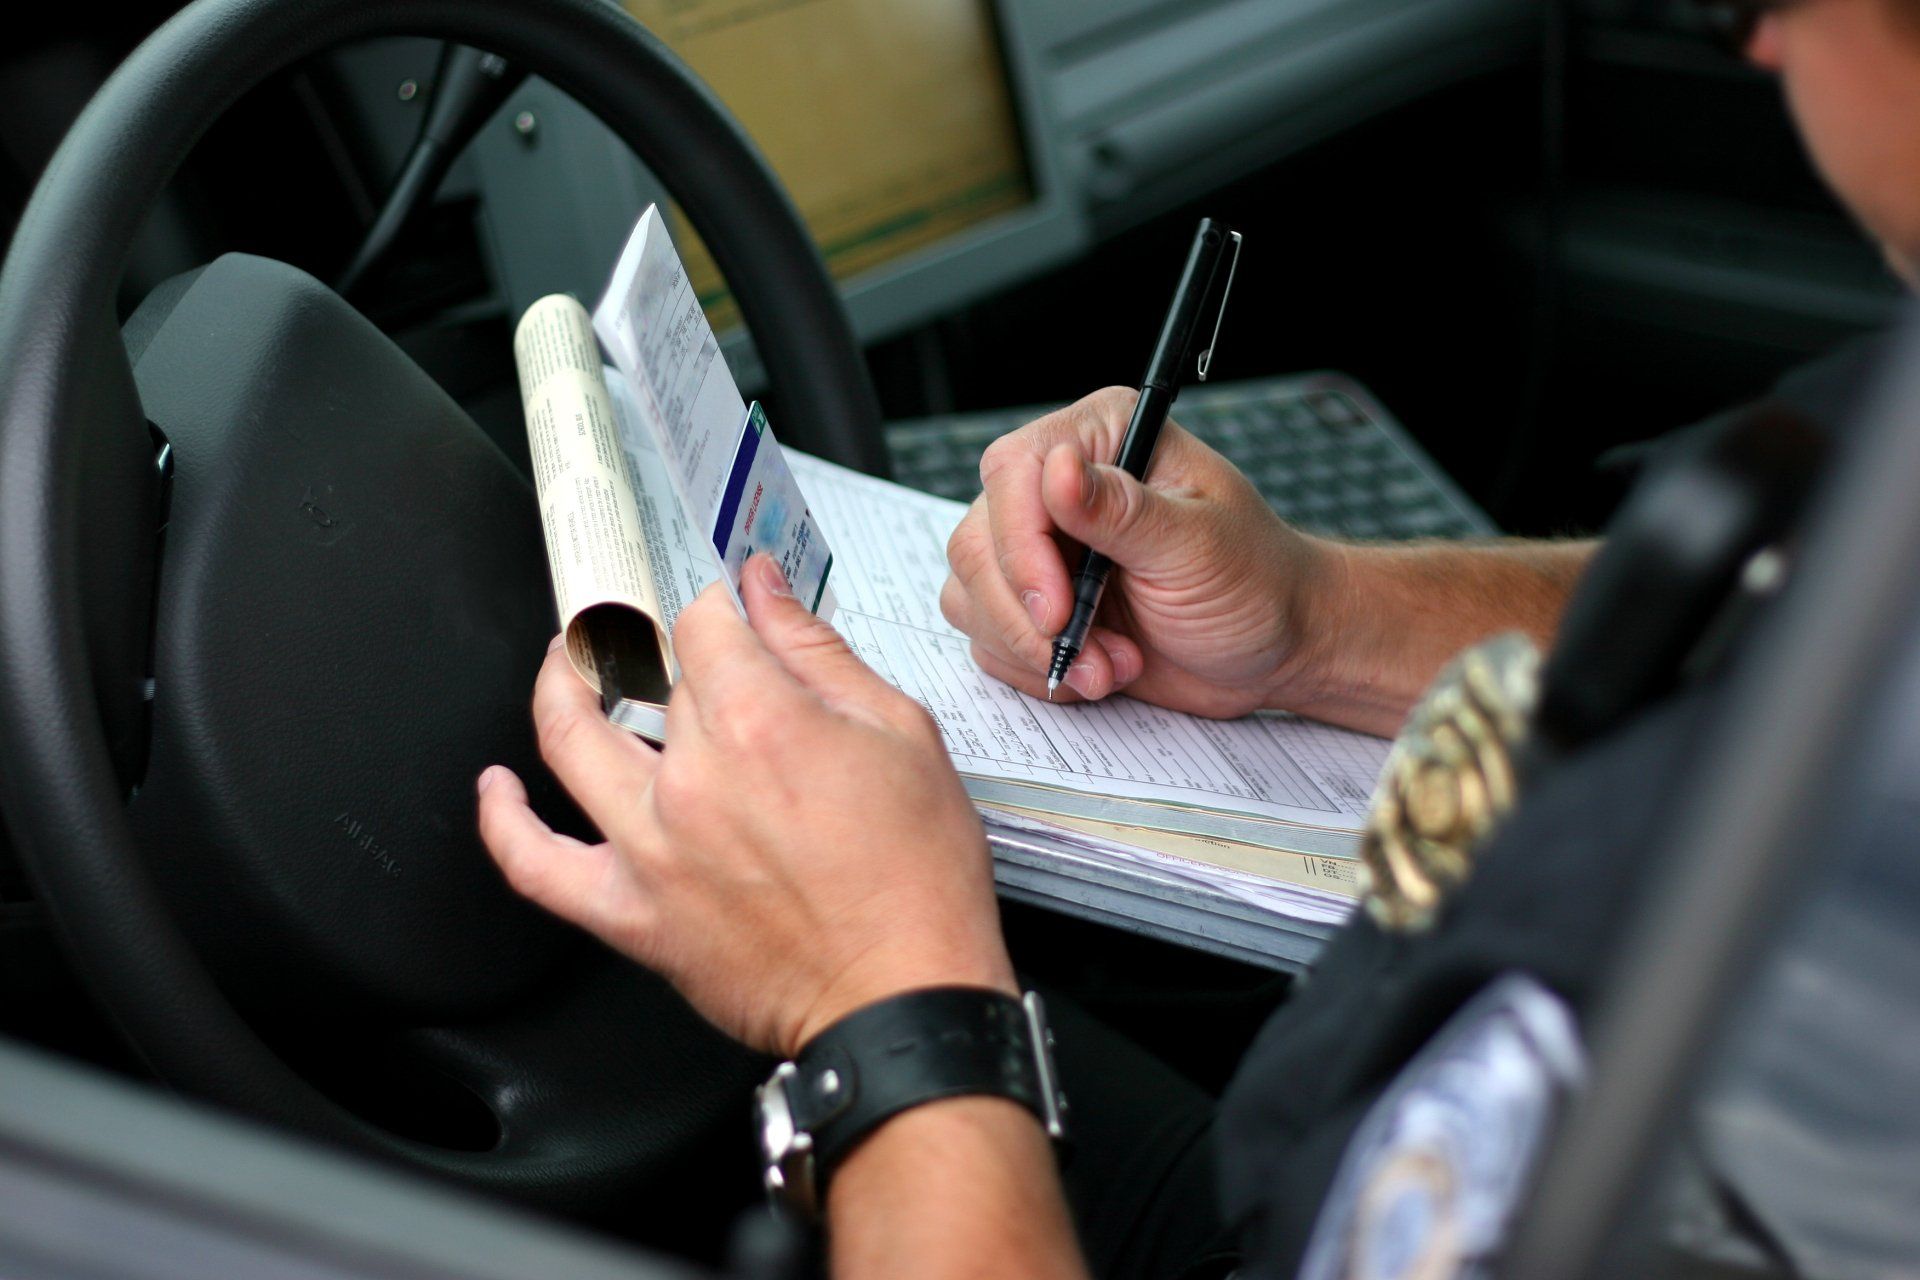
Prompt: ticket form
<box><xmin>785</xmin><ymin>453</ymin><xmax>1390</xmax><ymax>845</ymax></box>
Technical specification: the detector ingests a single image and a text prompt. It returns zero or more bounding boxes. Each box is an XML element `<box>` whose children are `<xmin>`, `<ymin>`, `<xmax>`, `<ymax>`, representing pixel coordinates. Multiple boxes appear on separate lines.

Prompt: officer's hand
<box><xmin>941</xmin><ymin>386</ymin><xmax>1337</xmax><ymax>717</ymax></box>
<box><xmin>476</xmin><ymin>555</ymin><xmax>1014</xmax><ymax>1058</ymax></box>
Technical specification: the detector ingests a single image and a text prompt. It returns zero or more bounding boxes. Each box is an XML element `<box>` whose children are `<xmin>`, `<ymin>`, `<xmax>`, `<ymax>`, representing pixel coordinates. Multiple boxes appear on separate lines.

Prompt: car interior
<box><xmin>0</xmin><ymin>0</ymin><xmax>1913</xmax><ymax>1276</ymax></box>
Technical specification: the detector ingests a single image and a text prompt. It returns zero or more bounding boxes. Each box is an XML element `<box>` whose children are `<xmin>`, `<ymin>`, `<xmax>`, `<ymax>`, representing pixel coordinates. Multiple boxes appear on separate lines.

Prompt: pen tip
<box><xmin>1046</xmin><ymin>678</ymin><xmax>1058</xmax><ymax>701</ymax></box>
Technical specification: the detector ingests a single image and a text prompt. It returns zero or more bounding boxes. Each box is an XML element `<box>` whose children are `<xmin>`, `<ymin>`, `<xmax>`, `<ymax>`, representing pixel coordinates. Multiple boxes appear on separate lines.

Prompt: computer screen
<box><xmin>616</xmin><ymin>0</ymin><xmax>1034</xmax><ymax>330</ymax></box>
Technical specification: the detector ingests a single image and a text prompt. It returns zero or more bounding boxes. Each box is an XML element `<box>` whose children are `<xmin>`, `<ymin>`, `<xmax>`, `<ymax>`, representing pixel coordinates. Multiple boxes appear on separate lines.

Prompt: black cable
<box><xmin>335</xmin><ymin>44</ymin><xmax>527</xmax><ymax>299</ymax></box>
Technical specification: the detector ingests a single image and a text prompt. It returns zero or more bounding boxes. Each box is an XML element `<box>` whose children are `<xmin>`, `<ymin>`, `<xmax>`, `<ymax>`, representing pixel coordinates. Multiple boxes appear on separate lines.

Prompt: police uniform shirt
<box><xmin>1211</xmin><ymin>333</ymin><xmax>1897</xmax><ymax>1280</ymax></box>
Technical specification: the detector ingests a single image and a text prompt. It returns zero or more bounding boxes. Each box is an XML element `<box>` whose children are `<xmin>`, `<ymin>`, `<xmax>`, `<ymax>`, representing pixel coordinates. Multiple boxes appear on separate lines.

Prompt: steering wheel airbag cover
<box><xmin>128</xmin><ymin>254</ymin><xmax>576</xmax><ymax>1021</ymax></box>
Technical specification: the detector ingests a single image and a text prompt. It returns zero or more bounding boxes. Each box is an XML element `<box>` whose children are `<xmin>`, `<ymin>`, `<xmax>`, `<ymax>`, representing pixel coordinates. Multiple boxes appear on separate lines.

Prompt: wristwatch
<box><xmin>754</xmin><ymin>986</ymin><xmax>1069</xmax><ymax>1217</ymax></box>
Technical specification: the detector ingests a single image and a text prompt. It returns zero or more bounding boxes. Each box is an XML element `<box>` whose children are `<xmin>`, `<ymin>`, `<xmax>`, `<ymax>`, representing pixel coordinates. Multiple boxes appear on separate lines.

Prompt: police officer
<box><xmin>472</xmin><ymin>0</ymin><xmax>1920</xmax><ymax>1274</ymax></box>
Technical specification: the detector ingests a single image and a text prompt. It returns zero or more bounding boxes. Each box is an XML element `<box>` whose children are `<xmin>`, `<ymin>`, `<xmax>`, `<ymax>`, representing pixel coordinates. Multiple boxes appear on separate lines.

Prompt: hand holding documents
<box><xmin>513</xmin><ymin>206</ymin><xmax>1392</xmax><ymax>967</ymax></box>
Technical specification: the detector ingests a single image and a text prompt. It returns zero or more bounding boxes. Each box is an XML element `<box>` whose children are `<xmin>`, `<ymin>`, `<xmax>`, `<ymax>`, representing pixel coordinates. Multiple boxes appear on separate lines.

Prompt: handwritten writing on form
<box><xmin>787</xmin><ymin>454</ymin><xmax>1391</xmax><ymax>830</ymax></box>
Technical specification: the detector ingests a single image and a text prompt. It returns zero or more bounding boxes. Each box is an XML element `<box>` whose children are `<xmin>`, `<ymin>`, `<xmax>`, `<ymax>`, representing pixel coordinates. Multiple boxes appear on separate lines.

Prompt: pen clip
<box><xmin>1195</xmin><ymin>230</ymin><xmax>1242</xmax><ymax>383</ymax></box>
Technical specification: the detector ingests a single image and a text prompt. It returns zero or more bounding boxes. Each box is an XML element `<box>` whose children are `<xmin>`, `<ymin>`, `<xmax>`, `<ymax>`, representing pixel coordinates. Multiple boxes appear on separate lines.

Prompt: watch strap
<box><xmin>785</xmin><ymin>987</ymin><xmax>1067</xmax><ymax>1192</ymax></box>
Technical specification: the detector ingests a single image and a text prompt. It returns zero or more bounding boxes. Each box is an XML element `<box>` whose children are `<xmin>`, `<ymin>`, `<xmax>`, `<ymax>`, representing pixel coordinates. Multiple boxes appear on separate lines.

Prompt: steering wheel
<box><xmin>0</xmin><ymin>0</ymin><xmax>883</xmax><ymax>1234</ymax></box>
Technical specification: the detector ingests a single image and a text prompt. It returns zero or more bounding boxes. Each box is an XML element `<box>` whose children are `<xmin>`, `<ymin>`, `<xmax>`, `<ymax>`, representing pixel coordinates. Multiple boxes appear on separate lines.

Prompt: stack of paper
<box><xmin>782</xmin><ymin>453</ymin><xmax>1391</xmax><ymax>969</ymax></box>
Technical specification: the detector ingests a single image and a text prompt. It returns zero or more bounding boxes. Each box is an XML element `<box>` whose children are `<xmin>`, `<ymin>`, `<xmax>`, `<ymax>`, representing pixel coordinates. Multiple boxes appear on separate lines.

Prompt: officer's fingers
<box><xmin>739</xmin><ymin>556</ymin><xmax>892</xmax><ymax>715</ymax></box>
<box><xmin>671</xmin><ymin>581</ymin><xmax>803</xmax><ymax>716</ymax></box>
<box><xmin>941</xmin><ymin>527</ymin><xmax>1057</xmax><ymax>674</ymax></box>
<box><xmin>968</xmin><ymin>639</ymin><xmax>1119</xmax><ymax>704</ymax></box>
<box><xmin>965</xmin><ymin>623</ymin><xmax>1135</xmax><ymax>702</ymax></box>
<box><xmin>1040</xmin><ymin>444</ymin><xmax>1186</xmax><ymax>573</ymax></box>
<box><xmin>476</xmin><ymin>765</ymin><xmax>646</xmax><ymax>939</ymax></box>
<box><xmin>943</xmin><ymin>491</ymin><xmax>991</xmax><ymax>572</ymax></box>
<box><xmin>938</xmin><ymin>575</ymin><xmax>1013</xmax><ymax>662</ymax></box>
<box><xmin>940</xmin><ymin>570</ymin><xmax>1140</xmax><ymax>694</ymax></box>
<box><xmin>969</xmin><ymin>641</ymin><xmax>1070</xmax><ymax>702</ymax></box>
<box><xmin>975</xmin><ymin>437</ymin><xmax>1074</xmax><ymax>638</ymax></box>
<box><xmin>1090</xmin><ymin>626</ymin><xmax>1145</xmax><ymax>690</ymax></box>
<box><xmin>1054</xmin><ymin>623</ymin><xmax>1119</xmax><ymax>700</ymax></box>
<box><xmin>530</xmin><ymin>643</ymin><xmax>661</xmax><ymax>824</ymax></box>
<box><xmin>1013</xmin><ymin>387</ymin><xmax>1138</xmax><ymax>462</ymax></box>
<box><xmin>966</xmin><ymin>387</ymin><xmax>1147</xmax><ymax>633</ymax></box>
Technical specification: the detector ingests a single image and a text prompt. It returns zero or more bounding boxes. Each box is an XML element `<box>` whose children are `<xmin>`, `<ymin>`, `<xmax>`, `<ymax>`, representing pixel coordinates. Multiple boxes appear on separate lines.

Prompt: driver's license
<box><xmin>711</xmin><ymin>401</ymin><xmax>835</xmax><ymax>618</ymax></box>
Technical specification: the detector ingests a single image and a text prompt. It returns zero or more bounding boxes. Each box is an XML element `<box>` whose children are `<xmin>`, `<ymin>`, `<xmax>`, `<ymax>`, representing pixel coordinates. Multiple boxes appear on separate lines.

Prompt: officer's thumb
<box><xmin>1040</xmin><ymin>443</ymin><xmax>1184</xmax><ymax>572</ymax></box>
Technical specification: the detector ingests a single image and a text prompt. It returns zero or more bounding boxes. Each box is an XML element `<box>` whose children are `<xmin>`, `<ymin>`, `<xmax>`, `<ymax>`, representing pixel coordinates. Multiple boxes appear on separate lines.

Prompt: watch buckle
<box><xmin>756</xmin><ymin>1061</ymin><xmax>819</xmax><ymax>1217</ymax></box>
<box><xmin>1023</xmin><ymin>991</ymin><xmax>1069</xmax><ymax>1141</ymax></box>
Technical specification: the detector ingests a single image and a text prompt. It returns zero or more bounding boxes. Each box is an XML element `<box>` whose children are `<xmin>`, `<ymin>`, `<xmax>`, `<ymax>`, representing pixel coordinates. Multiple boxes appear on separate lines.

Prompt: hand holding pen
<box><xmin>938</xmin><ymin>391</ymin><xmax>1331</xmax><ymax>718</ymax></box>
<box><xmin>1045</xmin><ymin>219</ymin><xmax>1242</xmax><ymax>697</ymax></box>
<box><xmin>940</xmin><ymin>218</ymin><xmax>1338</xmax><ymax>718</ymax></box>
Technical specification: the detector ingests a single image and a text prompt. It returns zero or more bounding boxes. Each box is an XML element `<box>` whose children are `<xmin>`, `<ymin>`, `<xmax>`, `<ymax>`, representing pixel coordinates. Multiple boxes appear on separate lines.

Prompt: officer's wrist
<box><xmin>823</xmin><ymin>1093</ymin><xmax>1056</xmax><ymax>1216</ymax></box>
<box><xmin>1261</xmin><ymin>532</ymin><xmax>1363</xmax><ymax>711</ymax></box>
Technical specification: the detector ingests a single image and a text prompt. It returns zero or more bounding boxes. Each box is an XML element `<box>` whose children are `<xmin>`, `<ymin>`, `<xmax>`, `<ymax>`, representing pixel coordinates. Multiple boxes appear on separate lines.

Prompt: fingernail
<box><xmin>476</xmin><ymin>766</ymin><xmax>498</xmax><ymax>794</ymax></box>
<box><xmin>1066</xmin><ymin>661</ymin><xmax>1097</xmax><ymax>698</ymax></box>
<box><xmin>1109</xmin><ymin>646</ymin><xmax>1140</xmax><ymax>686</ymax></box>
<box><xmin>758</xmin><ymin>557</ymin><xmax>794</xmax><ymax>597</ymax></box>
<box><xmin>1080</xmin><ymin>458</ymin><xmax>1099</xmax><ymax>510</ymax></box>
<box><xmin>1021</xmin><ymin>589</ymin><xmax>1049</xmax><ymax>630</ymax></box>
<box><xmin>547</xmin><ymin>633</ymin><xmax>566</xmax><ymax>654</ymax></box>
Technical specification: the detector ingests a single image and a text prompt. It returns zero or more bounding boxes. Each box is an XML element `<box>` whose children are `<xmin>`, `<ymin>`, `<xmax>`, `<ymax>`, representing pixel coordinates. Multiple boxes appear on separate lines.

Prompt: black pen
<box><xmin>1046</xmin><ymin>218</ymin><xmax>1242</xmax><ymax>699</ymax></box>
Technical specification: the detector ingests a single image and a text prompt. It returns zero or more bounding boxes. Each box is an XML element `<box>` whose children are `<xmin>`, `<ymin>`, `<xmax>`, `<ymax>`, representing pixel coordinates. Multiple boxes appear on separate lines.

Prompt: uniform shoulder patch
<box><xmin>1298</xmin><ymin>973</ymin><xmax>1585</xmax><ymax>1280</ymax></box>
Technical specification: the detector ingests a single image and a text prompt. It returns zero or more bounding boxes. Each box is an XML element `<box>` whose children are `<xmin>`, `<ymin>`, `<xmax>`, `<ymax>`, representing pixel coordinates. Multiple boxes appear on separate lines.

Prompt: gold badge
<box><xmin>1359</xmin><ymin>633</ymin><xmax>1541</xmax><ymax>932</ymax></box>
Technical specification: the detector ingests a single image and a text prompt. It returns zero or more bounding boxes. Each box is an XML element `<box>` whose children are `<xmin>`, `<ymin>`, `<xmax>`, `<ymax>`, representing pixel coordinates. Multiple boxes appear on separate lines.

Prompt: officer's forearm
<box><xmin>1277</xmin><ymin>538</ymin><xmax>1597</xmax><ymax>737</ymax></box>
<box><xmin>826</xmin><ymin>1096</ymin><xmax>1086</xmax><ymax>1280</ymax></box>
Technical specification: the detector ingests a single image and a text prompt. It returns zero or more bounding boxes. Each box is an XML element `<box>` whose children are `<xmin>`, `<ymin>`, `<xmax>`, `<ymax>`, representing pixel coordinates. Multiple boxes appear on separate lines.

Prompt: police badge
<box><xmin>1358</xmin><ymin>633</ymin><xmax>1542</xmax><ymax>932</ymax></box>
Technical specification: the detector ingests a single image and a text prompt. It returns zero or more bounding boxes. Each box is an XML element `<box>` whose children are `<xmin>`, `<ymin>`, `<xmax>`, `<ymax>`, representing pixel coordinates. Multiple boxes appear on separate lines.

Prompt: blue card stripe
<box><xmin>712</xmin><ymin>408</ymin><xmax>763</xmax><ymax>555</ymax></box>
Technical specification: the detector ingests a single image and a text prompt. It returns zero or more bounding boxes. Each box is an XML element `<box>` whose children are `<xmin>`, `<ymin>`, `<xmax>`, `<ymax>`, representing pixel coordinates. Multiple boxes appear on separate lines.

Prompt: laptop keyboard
<box><xmin>886</xmin><ymin>373</ymin><xmax>1495</xmax><ymax>542</ymax></box>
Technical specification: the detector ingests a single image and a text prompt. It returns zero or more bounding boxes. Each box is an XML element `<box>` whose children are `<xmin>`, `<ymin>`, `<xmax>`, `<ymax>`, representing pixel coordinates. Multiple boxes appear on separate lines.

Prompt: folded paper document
<box><xmin>512</xmin><ymin>207</ymin><xmax>833</xmax><ymax>742</ymax></box>
<box><xmin>514</xmin><ymin>205</ymin><xmax>1392</xmax><ymax>966</ymax></box>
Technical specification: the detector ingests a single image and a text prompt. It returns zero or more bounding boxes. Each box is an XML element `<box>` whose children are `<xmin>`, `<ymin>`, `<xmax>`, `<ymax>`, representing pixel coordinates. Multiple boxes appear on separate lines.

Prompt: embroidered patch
<box><xmin>1298</xmin><ymin>974</ymin><xmax>1585</xmax><ymax>1280</ymax></box>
